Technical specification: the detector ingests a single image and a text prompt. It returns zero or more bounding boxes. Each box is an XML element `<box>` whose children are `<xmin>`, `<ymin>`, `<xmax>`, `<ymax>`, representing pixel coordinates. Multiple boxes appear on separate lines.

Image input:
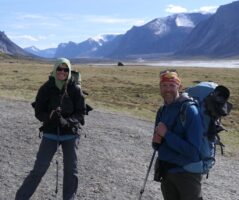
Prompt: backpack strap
<box><xmin>170</xmin><ymin>99</ymin><xmax>198</xmax><ymax>132</ymax></box>
<box><xmin>157</xmin><ymin>99</ymin><xmax>197</xmax><ymax>132</ymax></box>
<box><xmin>179</xmin><ymin>100</ymin><xmax>198</xmax><ymax>127</ymax></box>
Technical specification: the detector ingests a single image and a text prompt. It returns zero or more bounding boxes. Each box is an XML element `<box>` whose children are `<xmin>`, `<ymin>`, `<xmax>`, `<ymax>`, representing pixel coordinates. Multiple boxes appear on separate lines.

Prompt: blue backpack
<box><xmin>179</xmin><ymin>82</ymin><xmax>232</xmax><ymax>175</ymax></box>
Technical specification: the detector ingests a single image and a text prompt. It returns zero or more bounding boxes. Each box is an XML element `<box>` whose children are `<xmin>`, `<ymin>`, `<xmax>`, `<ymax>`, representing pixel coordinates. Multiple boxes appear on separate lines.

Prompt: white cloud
<box><xmin>18</xmin><ymin>14</ymin><xmax>48</xmax><ymax>20</ymax></box>
<box><xmin>85</xmin><ymin>15</ymin><xmax>145</xmax><ymax>26</ymax></box>
<box><xmin>198</xmin><ymin>6</ymin><xmax>218</xmax><ymax>13</ymax></box>
<box><xmin>9</xmin><ymin>34</ymin><xmax>44</xmax><ymax>42</ymax></box>
<box><xmin>165</xmin><ymin>4</ymin><xmax>188</xmax><ymax>14</ymax></box>
<box><xmin>165</xmin><ymin>4</ymin><xmax>218</xmax><ymax>15</ymax></box>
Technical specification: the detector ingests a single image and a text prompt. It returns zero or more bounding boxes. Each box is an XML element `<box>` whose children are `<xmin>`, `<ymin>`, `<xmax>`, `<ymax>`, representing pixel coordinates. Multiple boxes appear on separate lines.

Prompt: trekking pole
<box><xmin>55</xmin><ymin>107</ymin><xmax>62</xmax><ymax>196</ymax></box>
<box><xmin>138</xmin><ymin>149</ymin><xmax>157</xmax><ymax>200</ymax></box>
<box><xmin>55</xmin><ymin>125</ymin><xmax>60</xmax><ymax>196</ymax></box>
<box><xmin>55</xmin><ymin>85</ymin><xmax>67</xmax><ymax>197</ymax></box>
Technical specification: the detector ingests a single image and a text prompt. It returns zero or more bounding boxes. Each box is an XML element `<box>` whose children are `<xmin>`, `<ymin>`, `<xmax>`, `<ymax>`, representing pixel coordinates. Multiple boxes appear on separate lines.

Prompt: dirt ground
<box><xmin>0</xmin><ymin>98</ymin><xmax>238</xmax><ymax>200</ymax></box>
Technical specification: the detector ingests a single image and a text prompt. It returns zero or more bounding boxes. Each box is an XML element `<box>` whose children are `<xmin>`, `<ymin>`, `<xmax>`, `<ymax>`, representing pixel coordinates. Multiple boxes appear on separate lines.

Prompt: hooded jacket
<box><xmin>34</xmin><ymin>58</ymin><xmax>85</xmax><ymax>135</ymax></box>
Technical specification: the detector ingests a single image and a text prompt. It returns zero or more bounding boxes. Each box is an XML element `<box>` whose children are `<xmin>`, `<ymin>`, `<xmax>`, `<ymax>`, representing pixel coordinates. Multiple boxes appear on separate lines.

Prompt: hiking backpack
<box><xmin>180</xmin><ymin>82</ymin><xmax>232</xmax><ymax>174</ymax></box>
<box><xmin>71</xmin><ymin>70</ymin><xmax>93</xmax><ymax>115</ymax></box>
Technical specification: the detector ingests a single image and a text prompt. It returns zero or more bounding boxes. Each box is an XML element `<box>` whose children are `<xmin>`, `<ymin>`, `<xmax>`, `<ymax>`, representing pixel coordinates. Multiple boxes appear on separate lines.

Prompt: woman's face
<box><xmin>56</xmin><ymin>63</ymin><xmax>69</xmax><ymax>80</ymax></box>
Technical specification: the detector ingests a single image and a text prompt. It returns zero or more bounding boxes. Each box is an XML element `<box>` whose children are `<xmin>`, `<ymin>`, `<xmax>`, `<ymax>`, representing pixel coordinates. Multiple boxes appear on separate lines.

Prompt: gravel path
<box><xmin>0</xmin><ymin>99</ymin><xmax>238</xmax><ymax>200</ymax></box>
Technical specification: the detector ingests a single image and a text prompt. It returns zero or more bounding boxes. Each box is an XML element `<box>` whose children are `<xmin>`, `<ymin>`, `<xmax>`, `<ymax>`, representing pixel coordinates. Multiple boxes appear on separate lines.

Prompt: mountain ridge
<box><xmin>2</xmin><ymin>1</ymin><xmax>239</xmax><ymax>59</ymax></box>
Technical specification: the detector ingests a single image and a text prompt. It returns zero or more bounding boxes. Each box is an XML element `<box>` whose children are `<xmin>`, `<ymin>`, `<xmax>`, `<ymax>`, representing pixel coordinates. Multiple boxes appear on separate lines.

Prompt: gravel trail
<box><xmin>0</xmin><ymin>99</ymin><xmax>238</xmax><ymax>200</ymax></box>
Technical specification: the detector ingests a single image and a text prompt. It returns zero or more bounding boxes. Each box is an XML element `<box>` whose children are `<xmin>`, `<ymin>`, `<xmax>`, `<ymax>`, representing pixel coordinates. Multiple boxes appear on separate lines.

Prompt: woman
<box><xmin>15</xmin><ymin>58</ymin><xmax>85</xmax><ymax>200</ymax></box>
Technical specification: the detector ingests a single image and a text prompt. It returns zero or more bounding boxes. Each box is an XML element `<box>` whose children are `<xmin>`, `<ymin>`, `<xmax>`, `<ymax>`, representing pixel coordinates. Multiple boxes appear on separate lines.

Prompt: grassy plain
<box><xmin>0</xmin><ymin>58</ymin><xmax>238</xmax><ymax>155</ymax></box>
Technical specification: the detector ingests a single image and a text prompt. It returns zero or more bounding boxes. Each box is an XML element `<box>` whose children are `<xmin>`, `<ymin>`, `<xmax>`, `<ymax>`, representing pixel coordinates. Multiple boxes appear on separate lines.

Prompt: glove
<box><xmin>49</xmin><ymin>108</ymin><xmax>61</xmax><ymax>123</ymax></box>
<box><xmin>58</xmin><ymin>117</ymin><xmax>68</xmax><ymax>127</ymax></box>
<box><xmin>49</xmin><ymin>108</ymin><xmax>68</xmax><ymax>127</ymax></box>
<box><xmin>152</xmin><ymin>142</ymin><xmax>160</xmax><ymax>150</ymax></box>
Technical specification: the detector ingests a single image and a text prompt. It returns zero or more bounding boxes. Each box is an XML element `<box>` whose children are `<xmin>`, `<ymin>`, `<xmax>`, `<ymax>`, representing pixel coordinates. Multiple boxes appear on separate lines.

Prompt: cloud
<box><xmin>165</xmin><ymin>4</ymin><xmax>188</xmax><ymax>14</ymax></box>
<box><xmin>84</xmin><ymin>15</ymin><xmax>145</xmax><ymax>26</ymax></box>
<box><xmin>198</xmin><ymin>6</ymin><xmax>218</xmax><ymax>13</ymax></box>
<box><xmin>8</xmin><ymin>13</ymin><xmax>60</xmax><ymax>30</ymax></box>
<box><xmin>165</xmin><ymin>4</ymin><xmax>219</xmax><ymax>14</ymax></box>
<box><xmin>8</xmin><ymin>34</ymin><xmax>46</xmax><ymax>42</ymax></box>
<box><xmin>18</xmin><ymin>14</ymin><xmax>48</xmax><ymax>20</ymax></box>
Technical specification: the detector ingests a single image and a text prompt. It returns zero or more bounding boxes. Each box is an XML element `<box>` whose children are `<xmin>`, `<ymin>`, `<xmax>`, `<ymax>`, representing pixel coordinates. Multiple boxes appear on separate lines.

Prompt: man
<box><xmin>152</xmin><ymin>69</ymin><xmax>204</xmax><ymax>200</ymax></box>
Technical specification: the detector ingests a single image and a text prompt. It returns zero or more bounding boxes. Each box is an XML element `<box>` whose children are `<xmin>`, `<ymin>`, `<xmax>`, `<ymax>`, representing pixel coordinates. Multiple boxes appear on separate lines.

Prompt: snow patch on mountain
<box><xmin>146</xmin><ymin>18</ymin><xmax>170</xmax><ymax>36</ymax></box>
<box><xmin>91</xmin><ymin>34</ymin><xmax>119</xmax><ymax>46</ymax></box>
<box><xmin>176</xmin><ymin>14</ymin><xmax>195</xmax><ymax>27</ymax></box>
<box><xmin>26</xmin><ymin>46</ymin><xmax>39</xmax><ymax>52</ymax></box>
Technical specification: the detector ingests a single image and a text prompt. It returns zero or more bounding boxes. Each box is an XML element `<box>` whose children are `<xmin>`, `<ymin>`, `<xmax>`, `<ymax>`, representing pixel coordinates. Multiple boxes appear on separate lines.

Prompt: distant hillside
<box><xmin>102</xmin><ymin>13</ymin><xmax>211</xmax><ymax>59</ymax></box>
<box><xmin>0</xmin><ymin>31</ymin><xmax>33</xmax><ymax>57</ymax></box>
<box><xmin>53</xmin><ymin>13</ymin><xmax>210</xmax><ymax>59</ymax></box>
<box><xmin>177</xmin><ymin>1</ymin><xmax>239</xmax><ymax>57</ymax></box>
<box><xmin>55</xmin><ymin>35</ymin><xmax>118</xmax><ymax>58</ymax></box>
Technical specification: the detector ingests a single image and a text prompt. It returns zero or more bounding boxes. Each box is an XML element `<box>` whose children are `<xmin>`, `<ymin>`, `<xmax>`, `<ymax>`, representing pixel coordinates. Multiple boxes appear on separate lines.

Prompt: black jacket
<box><xmin>34</xmin><ymin>76</ymin><xmax>85</xmax><ymax>135</ymax></box>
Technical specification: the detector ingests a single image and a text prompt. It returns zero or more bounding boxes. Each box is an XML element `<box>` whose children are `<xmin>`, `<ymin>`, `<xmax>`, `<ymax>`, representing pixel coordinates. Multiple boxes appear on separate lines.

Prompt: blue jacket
<box><xmin>155</xmin><ymin>96</ymin><xmax>204</xmax><ymax>172</ymax></box>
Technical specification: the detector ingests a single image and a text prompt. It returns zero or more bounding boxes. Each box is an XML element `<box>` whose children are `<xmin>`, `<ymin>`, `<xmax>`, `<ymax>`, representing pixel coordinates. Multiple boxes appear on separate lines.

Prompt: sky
<box><xmin>0</xmin><ymin>0</ymin><xmax>236</xmax><ymax>50</ymax></box>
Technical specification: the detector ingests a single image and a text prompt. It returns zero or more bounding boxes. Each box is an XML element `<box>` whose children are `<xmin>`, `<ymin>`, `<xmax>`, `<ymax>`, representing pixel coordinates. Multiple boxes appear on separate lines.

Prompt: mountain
<box><xmin>4</xmin><ymin>1</ymin><xmax>239</xmax><ymax>60</ymax></box>
<box><xmin>177</xmin><ymin>1</ymin><xmax>239</xmax><ymax>57</ymax></box>
<box><xmin>54</xmin><ymin>13</ymin><xmax>210</xmax><ymax>59</ymax></box>
<box><xmin>0</xmin><ymin>31</ymin><xmax>33</xmax><ymax>57</ymax></box>
<box><xmin>24</xmin><ymin>46</ymin><xmax>56</xmax><ymax>58</ymax></box>
<box><xmin>55</xmin><ymin>34</ymin><xmax>118</xmax><ymax>58</ymax></box>
<box><xmin>91</xmin><ymin>34</ymin><xmax>124</xmax><ymax>58</ymax></box>
<box><xmin>95</xmin><ymin>13</ymin><xmax>211</xmax><ymax>59</ymax></box>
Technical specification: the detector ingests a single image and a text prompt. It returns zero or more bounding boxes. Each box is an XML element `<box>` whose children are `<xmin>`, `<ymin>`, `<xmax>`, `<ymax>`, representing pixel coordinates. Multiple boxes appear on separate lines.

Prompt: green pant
<box><xmin>161</xmin><ymin>172</ymin><xmax>203</xmax><ymax>200</ymax></box>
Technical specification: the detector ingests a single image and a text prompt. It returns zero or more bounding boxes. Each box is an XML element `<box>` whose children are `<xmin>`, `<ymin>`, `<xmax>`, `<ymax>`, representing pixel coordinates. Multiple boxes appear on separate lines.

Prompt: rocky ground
<box><xmin>0</xmin><ymin>98</ymin><xmax>238</xmax><ymax>200</ymax></box>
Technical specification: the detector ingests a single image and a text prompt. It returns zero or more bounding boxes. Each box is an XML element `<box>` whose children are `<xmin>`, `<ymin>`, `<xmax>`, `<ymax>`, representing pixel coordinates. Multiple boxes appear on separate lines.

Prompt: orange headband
<box><xmin>160</xmin><ymin>71</ymin><xmax>181</xmax><ymax>85</ymax></box>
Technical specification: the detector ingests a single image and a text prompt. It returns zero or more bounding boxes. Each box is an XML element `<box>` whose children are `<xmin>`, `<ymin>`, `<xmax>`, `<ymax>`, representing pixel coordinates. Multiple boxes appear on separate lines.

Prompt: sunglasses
<box><xmin>56</xmin><ymin>67</ymin><xmax>69</xmax><ymax>73</ymax></box>
<box><xmin>159</xmin><ymin>69</ymin><xmax>178</xmax><ymax>77</ymax></box>
<box><xmin>160</xmin><ymin>69</ymin><xmax>178</xmax><ymax>75</ymax></box>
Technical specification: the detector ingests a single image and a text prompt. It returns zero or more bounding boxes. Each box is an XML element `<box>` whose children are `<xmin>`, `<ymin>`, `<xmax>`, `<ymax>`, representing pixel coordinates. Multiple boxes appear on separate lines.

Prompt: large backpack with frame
<box><xmin>71</xmin><ymin>70</ymin><xmax>93</xmax><ymax>115</ymax></box>
<box><xmin>180</xmin><ymin>82</ymin><xmax>232</xmax><ymax>175</ymax></box>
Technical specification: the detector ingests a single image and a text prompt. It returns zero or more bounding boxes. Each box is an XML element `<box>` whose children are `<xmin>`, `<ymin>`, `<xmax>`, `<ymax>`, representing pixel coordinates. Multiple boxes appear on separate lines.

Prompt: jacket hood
<box><xmin>51</xmin><ymin>58</ymin><xmax>72</xmax><ymax>90</ymax></box>
<box><xmin>52</xmin><ymin>57</ymin><xmax>72</xmax><ymax>80</ymax></box>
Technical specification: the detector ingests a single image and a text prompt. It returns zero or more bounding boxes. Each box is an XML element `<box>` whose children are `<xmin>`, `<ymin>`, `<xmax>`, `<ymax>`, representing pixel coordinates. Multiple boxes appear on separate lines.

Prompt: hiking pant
<box><xmin>15</xmin><ymin>137</ymin><xmax>79</xmax><ymax>200</ymax></box>
<box><xmin>161</xmin><ymin>172</ymin><xmax>203</xmax><ymax>200</ymax></box>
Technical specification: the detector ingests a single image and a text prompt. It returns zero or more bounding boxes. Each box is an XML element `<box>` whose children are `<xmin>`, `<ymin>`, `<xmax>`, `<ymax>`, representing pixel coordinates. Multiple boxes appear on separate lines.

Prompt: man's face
<box><xmin>160</xmin><ymin>81</ymin><xmax>180</xmax><ymax>104</ymax></box>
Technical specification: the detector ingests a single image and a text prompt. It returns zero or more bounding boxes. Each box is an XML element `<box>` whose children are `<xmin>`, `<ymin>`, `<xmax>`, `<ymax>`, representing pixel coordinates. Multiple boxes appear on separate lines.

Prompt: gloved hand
<box><xmin>58</xmin><ymin>117</ymin><xmax>68</xmax><ymax>127</ymax></box>
<box><xmin>50</xmin><ymin>108</ymin><xmax>61</xmax><ymax>122</ymax></box>
<box><xmin>152</xmin><ymin>142</ymin><xmax>160</xmax><ymax>150</ymax></box>
<box><xmin>49</xmin><ymin>107</ymin><xmax>68</xmax><ymax>127</ymax></box>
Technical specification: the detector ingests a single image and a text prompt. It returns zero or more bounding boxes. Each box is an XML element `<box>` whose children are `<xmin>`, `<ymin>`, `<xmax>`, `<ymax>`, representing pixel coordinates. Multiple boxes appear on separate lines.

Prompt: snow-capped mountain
<box><xmin>99</xmin><ymin>13</ymin><xmax>211</xmax><ymax>58</ymax></box>
<box><xmin>144</xmin><ymin>14</ymin><xmax>195</xmax><ymax>36</ymax></box>
<box><xmin>25</xmin><ymin>46</ymin><xmax>39</xmax><ymax>53</ymax></box>
<box><xmin>177</xmin><ymin>1</ymin><xmax>239</xmax><ymax>57</ymax></box>
<box><xmin>91</xmin><ymin>35</ymin><xmax>118</xmax><ymax>46</ymax></box>
<box><xmin>55</xmin><ymin>34</ymin><xmax>118</xmax><ymax>58</ymax></box>
<box><xmin>24</xmin><ymin>46</ymin><xmax>56</xmax><ymax>58</ymax></box>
